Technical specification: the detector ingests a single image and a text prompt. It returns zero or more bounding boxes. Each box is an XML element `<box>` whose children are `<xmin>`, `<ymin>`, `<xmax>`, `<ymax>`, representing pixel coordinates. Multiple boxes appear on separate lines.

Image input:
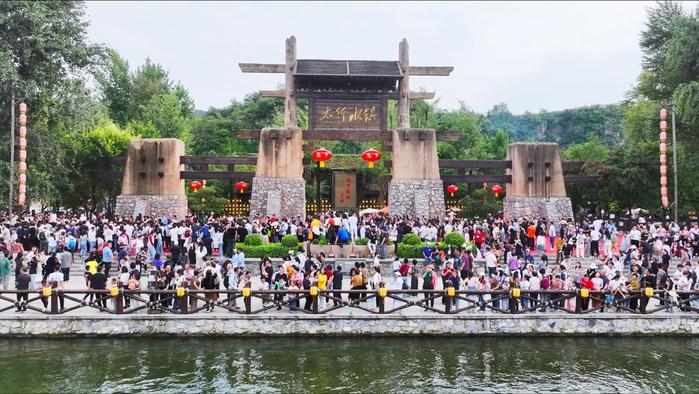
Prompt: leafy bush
<box><xmin>444</xmin><ymin>232</ymin><xmax>465</xmax><ymax>247</ymax></box>
<box><xmin>244</xmin><ymin>234</ymin><xmax>263</xmax><ymax>246</ymax></box>
<box><xmin>355</xmin><ymin>238</ymin><xmax>369</xmax><ymax>245</ymax></box>
<box><xmin>237</xmin><ymin>244</ymin><xmax>289</xmax><ymax>258</ymax></box>
<box><xmin>396</xmin><ymin>243</ymin><xmax>424</xmax><ymax>258</ymax></box>
<box><xmin>312</xmin><ymin>236</ymin><xmax>329</xmax><ymax>245</ymax></box>
<box><xmin>281</xmin><ymin>234</ymin><xmax>300</xmax><ymax>248</ymax></box>
<box><xmin>401</xmin><ymin>233</ymin><xmax>421</xmax><ymax>245</ymax></box>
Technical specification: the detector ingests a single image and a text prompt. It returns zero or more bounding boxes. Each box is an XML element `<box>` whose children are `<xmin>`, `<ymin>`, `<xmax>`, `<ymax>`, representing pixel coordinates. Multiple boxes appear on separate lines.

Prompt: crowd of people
<box><xmin>1</xmin><ymin>209</ymin><xmax>698</xmax><ymax>313</ymax></box>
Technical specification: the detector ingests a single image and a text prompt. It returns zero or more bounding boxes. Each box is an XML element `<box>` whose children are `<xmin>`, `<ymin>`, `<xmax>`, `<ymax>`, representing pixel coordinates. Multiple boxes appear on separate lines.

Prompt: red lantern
<box><xmin>661</xmin><ymin>196</ymin><xmax>669</xmax><ymax>207</ymax></box>
<box><xmin>661</xmin><ymin>187</ymin><xmax>668</xmax><ymax>196</ymax></box>
<box><xmin>660</xmin><ymin>165</ymin><xmax>668</xmax><ymax>175</ymax></box>
<box><xmin>492</xmin><ymin>184</ymin><xmax>503</xmax><ymax>198</ymax></box>
<box><xmin>235</xmin><ymin>181</ymin><xmax>249</xmax><ymax>194</ymax></box>
<box><xmin>189</xmin><ymin>181</ymin><xmax>202</xmax><ymax>193</ymax></box>
<box><xmin>660</xmin><ymin>154</ymin><xmax>667</xmax><ymax>164</ymax></box>
<box><xmin>660</xmin><ymin>132</ymin><xmax>667</xmax><ymax>142</ymax></box>
<box><xmin>660</xmin><ymin>120</ymin><xmax>668</xmax><ymax>132</ymax></box>
<box><xmin>361</xmin><ymin>149</ymin><xmax>382</xmax><ymax>168</ymax></box>
<box><xmin>446</xmin><ymin>184</ymin><xmax>458</xmax><ymax>197</ymax></box>
<box><xmin>660</xmin><ymin>176</ymin><xmax>668</xmax><ymax>186</ymax></box>
<box><xmin>312</xmin><ymin>148</ymin><xmax>332</xmax><ymax>168</ymax></box>
<box><xmin>660</xmin><ymin>108</ymin><xmax>668</xmax><ymax>120</ymax></box>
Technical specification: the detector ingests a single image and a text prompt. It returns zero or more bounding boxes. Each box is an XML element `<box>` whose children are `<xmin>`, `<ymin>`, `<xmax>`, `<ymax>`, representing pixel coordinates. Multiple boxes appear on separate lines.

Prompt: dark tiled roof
<box><xmin>295</xmin><ymin>60</ymin><xmax>403</xmax><ymax>77</ymax></box>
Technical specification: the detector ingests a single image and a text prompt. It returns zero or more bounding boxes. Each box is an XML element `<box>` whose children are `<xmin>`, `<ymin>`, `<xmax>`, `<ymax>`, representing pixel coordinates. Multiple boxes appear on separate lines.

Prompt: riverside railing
<box><xmin>0</xmin><ymin>288</ymin><xmax>698</xmax><ymax>316</ymax></box>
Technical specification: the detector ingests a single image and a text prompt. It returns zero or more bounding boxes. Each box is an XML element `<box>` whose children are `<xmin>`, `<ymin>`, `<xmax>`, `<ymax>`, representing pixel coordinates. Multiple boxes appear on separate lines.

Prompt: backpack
<box><xmin>39</xmin><ymin>231</ymin><xmax>46</xmax><ymax>241</ymax></box>
<box><xmin>424</xmin><ymin>271</ymin><xmax>433</xmax><ymax>287</ymax></box>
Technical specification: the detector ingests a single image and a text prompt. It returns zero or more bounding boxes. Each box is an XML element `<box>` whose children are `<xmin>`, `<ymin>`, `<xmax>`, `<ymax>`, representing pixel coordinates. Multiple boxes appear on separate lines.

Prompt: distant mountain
<box><xmin>482</xmin><ymin>103</ymin><xmax>625</xmax><ymax>147</ymax></box>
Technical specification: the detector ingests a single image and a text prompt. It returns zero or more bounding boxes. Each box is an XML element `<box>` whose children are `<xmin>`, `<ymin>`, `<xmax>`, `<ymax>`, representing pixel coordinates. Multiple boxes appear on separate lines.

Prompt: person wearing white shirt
<box><xmin>348</xmin><ymin>214</ymin><xmax>358</xmax><ymax>241</ymax></box>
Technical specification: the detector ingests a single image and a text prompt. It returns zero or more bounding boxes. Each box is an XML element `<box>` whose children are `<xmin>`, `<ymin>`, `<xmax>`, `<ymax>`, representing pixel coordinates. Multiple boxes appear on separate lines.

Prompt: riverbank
<box><xmin>2</xmin><ymin>314</ymin><xmax>699</xmax><ymax>336</ymax></box>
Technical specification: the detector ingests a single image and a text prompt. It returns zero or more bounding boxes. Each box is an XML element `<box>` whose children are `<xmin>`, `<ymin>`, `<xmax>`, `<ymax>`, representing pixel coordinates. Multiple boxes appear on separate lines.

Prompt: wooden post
<box><xmin>378</xmin><ymin>294</ymin><xmax>385</xmax><ymax>314</ymax></box>
<box><xmin>115</xmin><ymin>293</ymin><xmax>124</xmax><ymax>314</ymax></box>
<box><xmin>397</xmin><ymin>39</ymin><xmax>410</xmax><ymax>129</ymax></box>
<box><xmin>244</xmin><ymin>294</ymin><xmax>252</xmax><ymax>314</ymax></box>
<box><xmin>445</xmin><ymin>293</ymin><xmax>452</xmax><ymax>314</ymax></box>
<box><xmin>180</xmin><ymin>294</ymin><xmax>188</xmax><ymax>314</ymax></box>
<box><xmin>312</xmin><ymin>293</ymin><xmax>319</xmax><ymax>314</ymax></box>
<box><xmin>50</xmin><ymin>292</ymin><xmax>58</xmax><ymax>314</ymax></box>
<box><xmin>284</xmin><ymin>36</ymin><xmax>297</xmax><ymax>128</ymax></box>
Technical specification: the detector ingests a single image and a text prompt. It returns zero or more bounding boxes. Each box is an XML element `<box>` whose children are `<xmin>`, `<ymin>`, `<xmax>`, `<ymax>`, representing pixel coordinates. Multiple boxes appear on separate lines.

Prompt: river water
<box><xmin>1</xmin><ymin>337</ymin><xmax>696</xmax><ymax>393</ymax></box>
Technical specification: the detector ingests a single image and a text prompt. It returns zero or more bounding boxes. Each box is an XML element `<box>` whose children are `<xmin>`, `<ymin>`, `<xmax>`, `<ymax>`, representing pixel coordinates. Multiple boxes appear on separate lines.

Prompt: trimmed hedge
<box><xmin>235</xmin><ymin>240</ymin><xmax>305</xmax><ymax>258</ymax></box>
<box><xmin>355</xmin><ymin>237</ymin><xmax>369</xmax><ymax>245</ymax></box>
<box><xmin>395</xmin><ymin>241</ymin><xmax>477</xmax><ymax>258</ymax></box>
<box><xmin>243</xmin><ymin>234</ymin><xmax>263</xmax><ymax>246</ymax></box>
<box><xmin>312</xmin><ymin>236</ymin><xmax>329</xmax><ymax>245</ymax></box>
<box><xmin>401</xmin><ymin>233</ymin><xmax>421</xmax><ymax>245</ymax></box>
<box><xmin>281</xmin><ymin>234</ymin><xmax>300</xmax><ymax>248</ymax></box>
<box><xmin>444</xmin><ymin>232</ymin><xmax>465</xmax><ymax>247</ymax></box>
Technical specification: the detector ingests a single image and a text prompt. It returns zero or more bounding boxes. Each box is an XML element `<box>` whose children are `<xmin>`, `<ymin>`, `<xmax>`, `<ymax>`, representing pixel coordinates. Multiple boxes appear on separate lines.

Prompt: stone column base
<box><xmin>503</xmin><ymin>196</ymin><xmax>574</xmax><ymax>226</ymax></box>
<box><xmin>115</xmin><ymin>194</ymin><xmax>188</xmax><ymax>219</ymax></box>
<box><xmin>388</xmin><ymin>179</ymin><xmax>445</xmax><ymax>219</ymax></box>
<box><xmin>249</xmin><ymin>177</ymin><xmax>305</xmax><ymax>219</ymax></box>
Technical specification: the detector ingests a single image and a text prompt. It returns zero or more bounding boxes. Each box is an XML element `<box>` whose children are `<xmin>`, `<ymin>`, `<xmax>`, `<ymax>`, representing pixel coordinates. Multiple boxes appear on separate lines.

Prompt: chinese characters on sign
<box><xmin>333</xmin><ymin>171</ymin><xmax>357</xmax><ymax>208</ymax></box>
<box><xmin>310</xmin><ymin>99</ymin><xmax>385</xmax><ymax>130</ymax></box>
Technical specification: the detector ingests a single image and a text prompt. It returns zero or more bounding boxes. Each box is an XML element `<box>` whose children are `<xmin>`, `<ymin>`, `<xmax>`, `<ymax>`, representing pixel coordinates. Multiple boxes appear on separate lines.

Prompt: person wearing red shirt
<box><xmin>579</xmin><ymin>273</ymin><xmax>593</xmax><ymax>311</ymax></box>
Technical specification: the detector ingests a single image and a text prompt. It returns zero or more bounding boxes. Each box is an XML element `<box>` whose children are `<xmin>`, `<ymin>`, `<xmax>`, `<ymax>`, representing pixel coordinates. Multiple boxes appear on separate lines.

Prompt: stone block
<box><xmin>503</xmin><ymin>196</ymin><xmax>574</xmax><ymax>226</ymax></box>
<box><xmin>249</xmin><ymin>177</ymin><xmax>305</xmax><ymax>219</ymax></box>
<box><xmin>388</xmin><ymin>179</ymin><xmax>445</xmax><ymax>219</ymax></box>
<box><xmin>115</xmin><ymin>194</ymin><xmax>188</xmax><ymax>219</ymax></box>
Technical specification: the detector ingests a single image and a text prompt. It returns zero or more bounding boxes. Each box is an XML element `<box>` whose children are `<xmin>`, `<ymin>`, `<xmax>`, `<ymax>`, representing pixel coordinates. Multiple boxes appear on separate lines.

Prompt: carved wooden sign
<box><xmin>309</xmin><ymin>98</ymin><xmax>386</xmax><ymax>131</ymax></box>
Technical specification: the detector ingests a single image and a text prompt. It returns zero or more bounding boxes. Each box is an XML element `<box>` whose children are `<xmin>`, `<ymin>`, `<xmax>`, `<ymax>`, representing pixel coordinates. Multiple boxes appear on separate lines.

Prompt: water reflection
<box><xmin>0</xmin><ymin>337</ymin><xmax>697</xmax><ymax>393</ymax></box>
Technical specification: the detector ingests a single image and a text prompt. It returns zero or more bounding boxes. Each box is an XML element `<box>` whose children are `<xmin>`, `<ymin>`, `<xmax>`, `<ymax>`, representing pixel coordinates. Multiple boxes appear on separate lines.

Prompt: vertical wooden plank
<box><xmin>397</xmin><ymin>39</ymin><xmax>410</xmax><ymax>129</ymax></box>
<box><xmin>284</xmin><ymin>36</ymin><xmax>298</xmax><ymax>128</ymax></box>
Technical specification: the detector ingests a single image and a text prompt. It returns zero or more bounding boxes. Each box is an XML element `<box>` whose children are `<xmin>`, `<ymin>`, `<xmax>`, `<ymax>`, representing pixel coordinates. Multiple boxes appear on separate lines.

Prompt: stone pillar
<box><xmin>115</xmin><ymin>138</ymin><xmax>188</xmax><ymax>218</ymax></box>
<box><xmin>503</xmin><ymin>142</ymin><xmax>573</xmax><ymax>226</ymax></box>
<box><xmin>388</xmin><ymin>128</ymin><xmax>445</xmax><ymax>219</ymax></box>
<box><xmin>249</xmin><ymin>127</ymin><xmax>306</xmax><ymax>219</ymax></box>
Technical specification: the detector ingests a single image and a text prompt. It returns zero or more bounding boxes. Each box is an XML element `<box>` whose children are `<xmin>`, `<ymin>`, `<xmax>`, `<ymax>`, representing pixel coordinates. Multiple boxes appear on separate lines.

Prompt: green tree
<box><xmin>0</xmin><ymin>1</ymin><xmax>103</xmax><ymax>210</ymax></box>
<box><xmin>96</xmin><ymin>50</ymin><xmax>133</xmax><ymax>127</ymax></box>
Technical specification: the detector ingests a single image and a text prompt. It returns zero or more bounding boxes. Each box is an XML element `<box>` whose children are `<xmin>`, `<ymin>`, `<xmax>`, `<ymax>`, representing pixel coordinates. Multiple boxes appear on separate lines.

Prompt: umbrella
<box><xmin>379</xmin><ymin>206</ymin><xmax>389</xmax><ymax>213</ymax></box>
<box><xmin>360</xmin><ymin>208</ymin><xmax>380</xmax><ymax>215</ymax></box>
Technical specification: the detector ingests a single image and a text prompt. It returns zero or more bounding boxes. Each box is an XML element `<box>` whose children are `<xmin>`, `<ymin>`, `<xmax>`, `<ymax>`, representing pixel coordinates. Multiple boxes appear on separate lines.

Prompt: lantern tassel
<box><xmin>368</xmin><ymin>161</ymin><xmax>374</xmax><ymax>169</ymax></box>
<box><xmin>319</xmin><ymin>161</ymin><xmax>325</xmax><ymax>168</ymax></box>
<box><xmin>450</xmin><ymin>192</ymin><xmax>454</xmax><ymax>197</ymax></box>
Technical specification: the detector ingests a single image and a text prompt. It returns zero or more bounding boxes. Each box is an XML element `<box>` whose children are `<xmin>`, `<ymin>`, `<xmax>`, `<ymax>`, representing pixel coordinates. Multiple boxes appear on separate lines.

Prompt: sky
<box><xmin>84</xmin><ymin>1</ymin><xmax>698</xmax><ymax>114</ymax></box>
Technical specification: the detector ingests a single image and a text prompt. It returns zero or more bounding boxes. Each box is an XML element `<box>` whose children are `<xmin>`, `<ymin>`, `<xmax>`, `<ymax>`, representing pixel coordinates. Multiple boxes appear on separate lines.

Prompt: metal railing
<box><xmin>1</xmin><ymin>288</ymin><xmax>699</xmax><ymax>316</ymax></box>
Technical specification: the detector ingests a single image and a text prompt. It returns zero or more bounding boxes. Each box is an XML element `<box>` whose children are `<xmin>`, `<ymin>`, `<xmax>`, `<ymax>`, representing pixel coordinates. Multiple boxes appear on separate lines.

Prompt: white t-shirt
<box><xmin>485</xmin><ymin>252</ymin><xmax>497</xmax><ymax>268</ymax></box>
<box><xmin>47</xmin><ymin>272</ymin><xmax>64</xmax><ymax>288</ymax></box>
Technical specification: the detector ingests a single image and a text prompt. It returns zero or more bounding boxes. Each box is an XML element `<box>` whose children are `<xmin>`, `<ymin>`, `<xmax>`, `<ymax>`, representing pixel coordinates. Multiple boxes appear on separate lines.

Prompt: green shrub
<box><xmin>444</xmin><ymin>232</ymin><xmax>465</xmax><ymax>247</ymax></box>
<box><xmin>281</xmin><ymin>234</ymin><xmax>300</xmax><ymax>248</ymax></box>
<box><xmin>355</xmin><ymin>238</ymin><xmax>369</xmax><ymax>245</ymax></box>
<box><xmin>396</xmin><ymin>243</ymin><xmax>424</xmax><ymax>258</ymax></box>
<box><xmin>236</xmin><ymin>243</ymin><xmax>289</xmax><ymax>258</ymax></box>
<box><xmin>401</xmin><ymin>233</ymin><xmax>421</xmax><ymax>245</ymax></box>
<box><xmin>312</xmin><ymin>236</ymin><xmax>329</xmax><ymax>245</ymax></box>
<box><xmin>244</xmin><ymin>234</ymin><xmax>263</xmax><ymax>246</ymax></box>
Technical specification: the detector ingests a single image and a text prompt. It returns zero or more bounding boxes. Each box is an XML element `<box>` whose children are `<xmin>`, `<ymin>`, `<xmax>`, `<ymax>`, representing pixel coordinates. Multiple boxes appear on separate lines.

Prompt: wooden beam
<box><xmin>239</xmin><ymin>63</ymin><xmax>285</xmax><ymax>73</ymax></box>
<box><xmin>304</xmin><ymin>129</ymin><xmax>390</xmax><ymax>141</ymax></box>
<box><xmin>410</xmin><ymin>91</ymin><xmax>435</xmax><ymax>100</ymax></box>
<box><xmin>88</xmin><ymin>171</ymin><xmax>123</xmax><ymax>180</ymax></box>
<box><xmin>439</xmin><ymin>160</ymin><xmax>511</xmax><ymax>169</ymax></box>
<box><xmin>260</xmin><ymin>90</ymin><xmax>286</xmax><ymax>98</ymax></box>
<box><xmin>397</xmin><ymin>39</ymin><xmax>410</xmax><ymax>128</ymax></box>
<box><xmin>564</xmin><ymin>175</ymin><xmax>599</xmax><ymax>184</ymax></box>
<box><xmin>441</xmin><ymin>175</ymin><xmax>512</xmax><ymax>184</ymax></box>
<box><xmin>180</xmin><ymin>171</ymin><xmax>255</xmax><ymax>180</ymax></box>
<box><xmin>435</xmin><ymin>132</ymin><xmax>461</xmax><ymax>142</ymax></box>
<box><xmin>284</xmin><ymin>36</ymin><xmax>297</xmax><ymax>127</ymax></box>
<box><xmin>180</xmin><ymin>156</ymin><xmax>257</xmax><ymax>165</ymax></box>
<box><xmin>562</xmin><ymin>161</ymin><xmax>585</xmax><ymax>170</ymax></box>
<box><xmin>409</xmin><ymin>66</ymin><xmax>454</xmax><ymax>76</ymax></box>
<box><xmin>260</xmin><ymin>90</ymin><xmax>435</xmax><ymax>100</ymax></box>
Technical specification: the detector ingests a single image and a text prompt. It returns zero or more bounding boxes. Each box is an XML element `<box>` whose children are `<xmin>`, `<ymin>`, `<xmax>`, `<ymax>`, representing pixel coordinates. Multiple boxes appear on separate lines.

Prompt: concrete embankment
<box><xmin>1</xmin><ymin>314</ymin><xmax>698</xmax><ymax>337</ymax></box>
